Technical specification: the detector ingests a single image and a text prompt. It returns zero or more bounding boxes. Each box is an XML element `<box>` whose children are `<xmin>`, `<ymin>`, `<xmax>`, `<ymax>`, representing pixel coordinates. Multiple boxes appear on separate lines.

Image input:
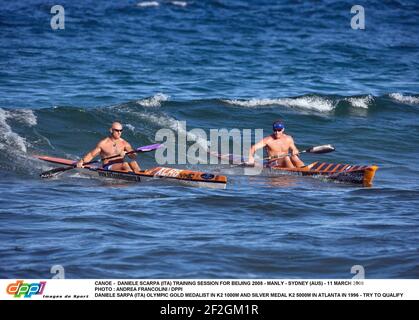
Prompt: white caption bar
<box><xmin>1</xmin><ymin>279</ymin><xmax>418</xmax><ymax>300</ymax></box>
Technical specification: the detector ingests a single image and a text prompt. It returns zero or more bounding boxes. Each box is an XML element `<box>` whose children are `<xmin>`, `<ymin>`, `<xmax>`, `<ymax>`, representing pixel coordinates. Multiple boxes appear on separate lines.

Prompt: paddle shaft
<box><xmin>40</xmin><ymin>144</ymin><xmax>162</xmax><ymax>178</ymax></box>
<box><xmin>266</xmin><ymin>144</ymin><xmax>335</xmax><ymax>159</ymax></box>
<box><xmin>80</xmin><ymin>149</ymin><xmax>137</xmax><ymax>166</ymax></box>
<box><xmin>40</xmin><ymin>151</ymin><xmax>135</xmax><ymax>177</ymax></box>
<box><xmin>233</xmin><ymin>144</ymin><xmax>335</xmax><ymax>167</ymax></box>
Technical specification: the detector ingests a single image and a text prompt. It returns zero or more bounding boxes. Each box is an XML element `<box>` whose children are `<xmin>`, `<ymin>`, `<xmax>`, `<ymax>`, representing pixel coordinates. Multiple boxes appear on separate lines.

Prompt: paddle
<box><xmin>232</xmin><ymin>144</ymin><xmax>335</xmax><ymax>167</ymax></box>
<box><xmin>263</xmin><ymin>144</ymin><xmax>335</xmax><ymax>165</ymax></box>
<box><xmin>40</xmin><ymin>143</ymin><xmax>163</xmax><ymax>178</ymax></box>
<box><xmin>267</xmin><ymin>144</ymin><xmax>335</xmax><ymax>159</ymax></box>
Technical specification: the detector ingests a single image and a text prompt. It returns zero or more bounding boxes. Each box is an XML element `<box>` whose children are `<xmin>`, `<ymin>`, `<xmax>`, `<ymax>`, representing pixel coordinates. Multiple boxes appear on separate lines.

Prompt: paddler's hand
<box><xmin>76</xmin><ymin>160</ymin><xmax>84</xmax><ymax>168</ymax></box>
<box><xmin>246</xmin><ymin>158</ymin><xmax>255</xmax><ymax>166</ymax></box>
<box><xmin>292</xmin><ymin>150</ymin><xmax>300</xmax><ymax>156</ymax></box>
<box><xmin>119</xmin><ymin>151</ymin><xmax>126</xmax><ymax>158</ymax></box>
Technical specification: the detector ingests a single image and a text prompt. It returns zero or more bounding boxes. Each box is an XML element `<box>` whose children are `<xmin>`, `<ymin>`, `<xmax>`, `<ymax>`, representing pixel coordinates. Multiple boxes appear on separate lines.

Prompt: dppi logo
<box><xmin>6</xmin><ymin>280</ymin><xmax>46</xmax><ymax>298</ymax></box>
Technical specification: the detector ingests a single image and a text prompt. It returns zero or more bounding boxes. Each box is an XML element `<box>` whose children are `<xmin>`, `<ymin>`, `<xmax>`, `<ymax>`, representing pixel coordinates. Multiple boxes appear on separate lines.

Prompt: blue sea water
<box><xmin>0</xmin><ymin>0</ymin><xmax>418</xmax><ymax>279</ymax></box>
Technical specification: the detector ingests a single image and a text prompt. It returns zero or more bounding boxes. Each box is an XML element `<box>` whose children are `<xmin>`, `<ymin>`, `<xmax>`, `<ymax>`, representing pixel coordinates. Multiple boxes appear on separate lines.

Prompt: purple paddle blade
<box><xmin>135</xmin><ymin>143</ymin><xmax>163</xmax><ymax>152</ymax></box>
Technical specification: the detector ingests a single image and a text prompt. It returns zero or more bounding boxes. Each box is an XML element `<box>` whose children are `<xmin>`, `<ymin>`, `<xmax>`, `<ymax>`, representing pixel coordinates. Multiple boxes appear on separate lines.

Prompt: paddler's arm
<box><xmin>289</xmin><ymin>137</ymin><xmax>300</xmax><ymax>156</ymax></box>
<box><xmin>124</xmin><ymin>142</ymin><xmax>137</xmax><ymax>160</ymax></box>
<box><xmin>76</xmin><ymin>144</ymin><xmax>102</xmax><ymax>168</ymax></box>
<box><xmin>248</xmin><ymin>138</ymin><xmax>267</xmax><ymax>165</ymax></box>
<box><xmin>124</xmin><ymin>142</ymin><xmax>141</xmax><ymax>172</ymax></box>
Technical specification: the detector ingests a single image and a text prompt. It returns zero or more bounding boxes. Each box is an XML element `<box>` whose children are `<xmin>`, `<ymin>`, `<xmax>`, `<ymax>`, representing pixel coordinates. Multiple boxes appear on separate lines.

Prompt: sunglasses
<box><xmin>112</xmin><ymin>129</ymin><xmax>123</xmax><ymax>133</ymax></box>
<box><xmin>273</xmin><ymin>129</ymin><xmax>283</xmax><ymax>132</ymax></box>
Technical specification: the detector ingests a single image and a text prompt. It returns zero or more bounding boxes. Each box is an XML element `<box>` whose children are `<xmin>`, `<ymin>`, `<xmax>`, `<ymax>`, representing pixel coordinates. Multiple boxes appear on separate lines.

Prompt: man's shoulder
<box><xmin>264</xmin><ymin>135</ymin><xmax>274</xmax><ymax>142</ymax></box>
<box><xmin>98</xmin><ymin>137</ymin><xmax>110</xmax><ymax>146</ymax></box>
<box><xmin>284</xmin><ymin>134</ymin><xmax>294</xmax><ymax>141</ymax></box>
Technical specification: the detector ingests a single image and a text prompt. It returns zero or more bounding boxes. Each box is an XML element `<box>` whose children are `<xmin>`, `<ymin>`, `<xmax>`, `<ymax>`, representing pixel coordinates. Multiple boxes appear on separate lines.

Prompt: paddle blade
<box><xmin>40</xmin><ymin>166</ymin><xmax>75</xmax><ymax>178</ymax></box>
<box><xmin>305</xmin><ymin>144</ymin><xmax>335</xmax><ymax>154</ymax></box>
<box><xmin>135</xmin><ymin>143</ymin><xmax>163</xmax><ymax>152</ymax></box>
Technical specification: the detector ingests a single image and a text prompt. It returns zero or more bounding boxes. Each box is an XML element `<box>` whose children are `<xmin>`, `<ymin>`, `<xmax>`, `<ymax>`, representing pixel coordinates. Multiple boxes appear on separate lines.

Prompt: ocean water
<box><xmin>0</xmin><ymin>0</ymin><xmax>418</xmax><ymax>279</ymax></box>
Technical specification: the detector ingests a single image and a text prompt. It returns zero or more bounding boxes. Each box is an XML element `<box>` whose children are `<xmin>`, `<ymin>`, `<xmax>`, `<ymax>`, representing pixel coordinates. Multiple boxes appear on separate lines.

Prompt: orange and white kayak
<box><xmin>210</xmin><ymin>151</ymin><xmax>378</xmax><ymax>187</ymax></box>
<box><xmin>268</xmin><ymin>161</ymin><xmax>378</xmax><ymax>187</ymax></box>
<box><xmin>36</xmin><ymin>155</ymin><xmax>227</xmax><ymax>189</ymax></box>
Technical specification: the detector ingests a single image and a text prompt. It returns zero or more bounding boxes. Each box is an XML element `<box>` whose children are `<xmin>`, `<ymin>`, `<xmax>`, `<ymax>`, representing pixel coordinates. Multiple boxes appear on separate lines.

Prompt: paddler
<box><xmin>76</xmin><ymin>122</ymin><xmax>141</xmax><ymax>172</ymax></box>
<box><xmin>248</xmin><ymin>119</ymin><xmax>304</xmax><ymax>168</ymax></box>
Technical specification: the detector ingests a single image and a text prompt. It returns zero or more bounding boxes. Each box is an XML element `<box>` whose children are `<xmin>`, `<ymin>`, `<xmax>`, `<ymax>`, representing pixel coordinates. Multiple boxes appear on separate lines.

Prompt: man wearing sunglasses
<box><xmin>76</xmin><ymin>122</ymin><xmax>141</xmax><ymax>172</ymax></box>
<box><xmin>248</xmin><ymin>120</ymin><xmax>304</xmax><ymax>168</ymax></box>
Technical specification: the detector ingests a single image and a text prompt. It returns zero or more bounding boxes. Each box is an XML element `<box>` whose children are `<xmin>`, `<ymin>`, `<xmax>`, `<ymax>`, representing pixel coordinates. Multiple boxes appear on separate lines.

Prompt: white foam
<box><xmin>125</xmin><ymin>124</ymin><xmax>135</xmax><ymax>132</ymax></box>
<box><xmin>278</xmin><ymin>97</ymin><xmax>334</xmax><ymax>112</ymax></box>
<box><xmin>136</xmin><ymin>93</ymin><xmax>169</xmax><ymax>107</ymax></box>
<box><xmin>137</xmin><ymin>1</ymin><xmax>160</xmax><ymax>7</ymax></box>
<box><xmin>224</xmin><ymin>98</ymin><xmax>281</xmax><ymax>108</ymax></box>
<box><xmin>0</xmin><ymin>108</ymin><xmax>37</xmax><ymax>153</ymax></box>
<box><xmin>223</xmin><ymin>96</ymin><xmax>335</xmax><ymax>112</ymax></box>
<box><xmin>389</xmin><ymin>93</ymin><xmax>419</xmax><ymax>105</ymax></box>
<box><xmin>12</xmin><ymin>109</ymin><xmax>38</xmax><ymax>126</ymax></box>
<box><xmin>345</xmin><ymin>95</ymin><xmax>374</xmax><ymax>109</ymax></box>
<box><xmin>136</xmin><ymin>112</ymin><xmax>209</xmax><ymax>149</ymax></box>
<box><xmin>171</xmin><ymin>1</ymin><xmax>187</xmax><ymax>7</ymax></box>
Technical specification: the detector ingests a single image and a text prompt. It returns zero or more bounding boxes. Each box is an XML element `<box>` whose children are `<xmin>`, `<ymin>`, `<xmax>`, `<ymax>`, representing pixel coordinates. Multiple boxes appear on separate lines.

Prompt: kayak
<box><xmin>209</xmin><ymin>152</ymin><xmax>378</xmax><ymax>187</ymax></box>
<box><xmin>36</xmin><ymin>155</ymin><xmax>228</xmax><ymax>189</ymax></box>
<box><xmin>268</xmin><ymin>161</ymin><xmax>378</xmax><ymax>187</ymax></box>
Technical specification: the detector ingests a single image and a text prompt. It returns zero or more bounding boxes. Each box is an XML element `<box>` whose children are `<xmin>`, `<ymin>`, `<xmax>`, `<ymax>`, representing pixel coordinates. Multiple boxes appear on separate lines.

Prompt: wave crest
<box><xmin>345</xmin><ymin>95</ymin><xmax>374</xmax><ymax>109</ymax></box>
<box><xmin>389</xmin><ymin>93</ymin><xmax>419</xmax><ymax>105</ymax></box>
<box><xmin>223</xmin><ymin>96</ymin><xmax>335</xmax><ymax>112</ymax></box>
<box><xmin>0</xmin><ymin>108</ymin><xmax>37</xmax><ymax>153</ymax></box>
<box><xmin>135</xmin><ymin>111</ymin><xmax>209</xmax><ymax>149</ymax></box>
<box><xmin>135</xmin><ymin>93</ymin><xmax>169</xmax><ymax>107</ymax></box>
<box><xmin>171</xmin><ymin>1</ymin><xmax>187</xmax><ymax>7</ymax></box>
<box><xmin>136</xmin><ymin>1</ymin><xmax>160</xmax><ymax>7</ymax></box>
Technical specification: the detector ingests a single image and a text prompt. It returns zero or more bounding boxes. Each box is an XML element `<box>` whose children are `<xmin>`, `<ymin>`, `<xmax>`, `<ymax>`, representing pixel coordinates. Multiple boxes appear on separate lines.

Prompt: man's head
<box><xmin>110</xmin><ymin>122</ymin><xmax>123</xmax><ymax>138</ymax></box>
<box><xmin>272</xmin><ymin>120</ymin><xmax>285</xmax><ymax>137</ymax></box>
